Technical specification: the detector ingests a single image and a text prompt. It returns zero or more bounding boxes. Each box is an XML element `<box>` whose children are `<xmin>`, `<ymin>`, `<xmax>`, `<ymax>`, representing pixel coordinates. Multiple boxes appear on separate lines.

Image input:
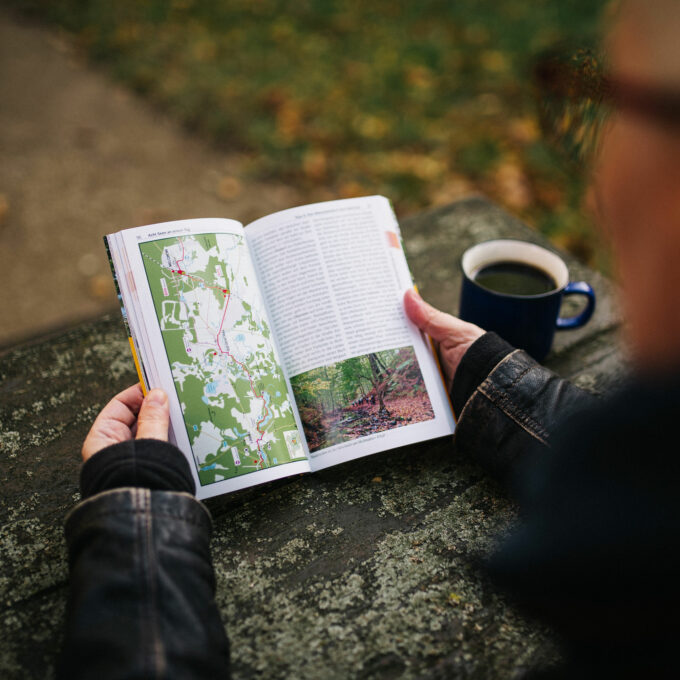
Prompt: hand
<box><xmin>404</xmin><ymin>289</ymin><xmax>485</xmax><ymax>391</ymax></box>
<box><xmin>81</xmin><ymin>384</ymin><xmax>170</xmax><ymax>462</ymax></box>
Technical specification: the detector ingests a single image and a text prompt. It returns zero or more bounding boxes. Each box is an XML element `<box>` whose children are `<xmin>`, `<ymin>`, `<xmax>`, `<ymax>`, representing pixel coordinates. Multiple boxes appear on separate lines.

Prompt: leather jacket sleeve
<box><xmin>449</xmin><ymin>336</ymin><xmax>680</xmax><ymax>676</ymax></box>
<box><xmin>451</xmin><ymin>333</ymin><xmax>597</xmax><ymax>485</ymax></box>
<box><xmin>57</xmin><ymin>443</ymin><xmax>230</xmax><ymax>679</ymax></box>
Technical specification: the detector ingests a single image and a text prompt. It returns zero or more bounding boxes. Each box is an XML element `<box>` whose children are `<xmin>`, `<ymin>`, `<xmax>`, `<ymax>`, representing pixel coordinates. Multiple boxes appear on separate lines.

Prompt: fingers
<box><xmin>107</xmin><ymin>383</ymin><xmax>145</xmax><ymax>423</ymax></box>
<box><xmin>81</xmin><ymin>385</ymin><xmax>169</xmax><ymax>462</ymax></box>
<box><xmin>81</xmin><ymin>384</ymin><xmax>145</xmax><ymax>461</ymax></box>
<box><xmin>135</xmin><ymin>389</ymin><xmax>170</xmax><ymax>442</ymax></box>
<box><xmin>403</xmin><ymin>289</ymin><xmax>459</xmax><ymax>342</ymax></box>
<box><xmin>90</xmin><ymin>383</ymin><xmax>144</xmax><ymax>430</ymax></box>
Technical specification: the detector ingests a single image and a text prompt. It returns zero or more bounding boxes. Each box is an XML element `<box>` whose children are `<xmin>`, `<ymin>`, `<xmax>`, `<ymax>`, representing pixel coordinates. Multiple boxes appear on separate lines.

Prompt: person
<box><xmin>59</xmin><ymin>0</ymin><xmax>680</xmax><ymax>677</ymax></box>
<box><xmin>403</xmin><ymin>0</ymin><xmax>680</xmax><ymax>676</ymax></box>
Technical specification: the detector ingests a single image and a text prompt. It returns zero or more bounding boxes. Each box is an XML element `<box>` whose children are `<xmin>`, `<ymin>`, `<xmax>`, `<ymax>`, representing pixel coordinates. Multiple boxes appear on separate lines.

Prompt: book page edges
<box><xmin>128</xmin><ymin>337</ymin><xmax>148</xmax><ymax>395</ymax></box>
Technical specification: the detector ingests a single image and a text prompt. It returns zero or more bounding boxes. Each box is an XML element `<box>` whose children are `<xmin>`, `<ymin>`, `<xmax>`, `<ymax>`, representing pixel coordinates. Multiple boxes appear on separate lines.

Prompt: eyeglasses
<box><xmin>533</xmin><ymin>47</ymin><xmax>680</xmax><ymax>165</ymax></box>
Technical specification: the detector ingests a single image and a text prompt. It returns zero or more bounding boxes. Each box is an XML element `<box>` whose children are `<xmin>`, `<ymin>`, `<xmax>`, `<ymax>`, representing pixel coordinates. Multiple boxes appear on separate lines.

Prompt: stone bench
<box><xmin>0</xmin><ymin>197</ymin><xmax>626</xmax><ymax>679</ymax></box>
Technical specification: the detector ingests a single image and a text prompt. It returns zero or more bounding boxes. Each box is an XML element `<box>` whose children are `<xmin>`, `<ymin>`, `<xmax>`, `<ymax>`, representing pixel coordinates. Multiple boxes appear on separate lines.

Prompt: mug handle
<box><xmin>556</xmin><ymin>281</ymin><xmax>596</xmax><ymax>329</ymax></box>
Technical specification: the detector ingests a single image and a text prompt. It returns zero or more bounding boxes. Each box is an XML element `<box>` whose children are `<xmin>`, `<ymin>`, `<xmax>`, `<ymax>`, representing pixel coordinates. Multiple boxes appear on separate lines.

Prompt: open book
<box><xmin>105</xmin><ymin>196</ymin><xmax>455</xmax><ymax>499</ymax></box>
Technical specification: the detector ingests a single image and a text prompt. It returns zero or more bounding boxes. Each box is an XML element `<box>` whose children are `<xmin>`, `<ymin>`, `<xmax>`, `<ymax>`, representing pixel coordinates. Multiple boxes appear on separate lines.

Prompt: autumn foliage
<box><xmin>13</xmin><ymin>0</ymin><xmax>610</xmax><ymax>268</ymax></box>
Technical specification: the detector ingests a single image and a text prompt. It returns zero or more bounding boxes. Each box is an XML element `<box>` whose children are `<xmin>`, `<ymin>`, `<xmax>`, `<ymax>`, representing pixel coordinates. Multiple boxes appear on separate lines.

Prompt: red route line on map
<box><xmin>176</xmin><ymin>237</ymin><xmax>186</xmax><ymax>270</ymax></box>
<box><xmin>216</xmin><ymin>292</ymin><xmax>270</xmax><ymax>465</ymax></box>
<box><xmin>166</xmin><ymin>241</ymin><xmax>269</xmax><ymax>466</ymax></box>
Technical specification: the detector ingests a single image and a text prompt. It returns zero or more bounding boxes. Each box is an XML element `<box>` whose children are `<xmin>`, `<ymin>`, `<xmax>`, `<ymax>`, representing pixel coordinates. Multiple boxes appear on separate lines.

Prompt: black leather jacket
<box><xmin>59</xmin><ymin>333</ymin><xmax>680</xmax><ymax>678</ymax></box>
<box><xmin>452</xmin><ymin>333</ymin><xmax>680</xmax><ymax>679</ymax></box>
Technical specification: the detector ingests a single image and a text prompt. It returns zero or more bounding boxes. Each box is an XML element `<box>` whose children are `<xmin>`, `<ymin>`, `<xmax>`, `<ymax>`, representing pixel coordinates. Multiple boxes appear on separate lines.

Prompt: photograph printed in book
<box><xmin>290</xmin><ymin>346</ymin><xmax>434</xmax><ymax>452</ymax></box>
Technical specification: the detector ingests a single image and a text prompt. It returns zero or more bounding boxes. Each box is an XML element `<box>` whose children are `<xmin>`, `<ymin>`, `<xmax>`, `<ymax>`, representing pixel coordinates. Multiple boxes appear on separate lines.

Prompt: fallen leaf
<box><xmin>218</xmin><ymin>175</ymin><xmax>243</xmax><ymax>200</ymax></box>
<box><xmin>89</xmin><ymin>274</ymin><xmax>114</xmax><ymax>301</ymax></box>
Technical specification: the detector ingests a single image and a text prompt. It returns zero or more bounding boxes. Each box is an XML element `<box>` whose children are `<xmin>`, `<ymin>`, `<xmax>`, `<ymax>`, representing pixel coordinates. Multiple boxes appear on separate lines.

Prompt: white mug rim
<box><xmin>461</xmin><ymin>239</ymin><xmax>569</xmax><ymax>298</ymax></box>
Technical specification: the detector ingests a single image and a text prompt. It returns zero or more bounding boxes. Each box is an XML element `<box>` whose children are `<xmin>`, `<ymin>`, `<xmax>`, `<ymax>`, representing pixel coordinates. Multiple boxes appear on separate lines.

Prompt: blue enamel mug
<box><xmin>459</xmin><ymin>239</ymin><xmax>596</xmax><ymax>361</ymax></box>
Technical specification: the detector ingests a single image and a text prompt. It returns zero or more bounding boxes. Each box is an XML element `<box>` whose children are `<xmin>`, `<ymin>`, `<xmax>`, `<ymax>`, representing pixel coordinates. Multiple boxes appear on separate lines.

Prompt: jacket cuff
<box><xmin>80</xmin><ymin>439</ymin><xmax>196</xmax><ymax>499</ymax></box>
<box><xmin>65</xmin><ymin>486</ymin><xmax>211</xmax><ymax>546</ymax></box>
<box><xmin>451</xmin><ymin>332</ymin><xmax>515</xmax><ymax>418</ymax></box>
<box><xmin>453</xmin><ymin>346</ymin><xmax>597</xmax><ymax>485</ymax></box>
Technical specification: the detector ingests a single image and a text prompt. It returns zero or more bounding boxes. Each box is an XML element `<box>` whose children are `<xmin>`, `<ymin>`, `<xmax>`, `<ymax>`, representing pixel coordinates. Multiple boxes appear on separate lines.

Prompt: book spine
<box><xmin>103</xmin><ymin>235</ymin><xmax>149</xmax><ymax>395</ymax></box>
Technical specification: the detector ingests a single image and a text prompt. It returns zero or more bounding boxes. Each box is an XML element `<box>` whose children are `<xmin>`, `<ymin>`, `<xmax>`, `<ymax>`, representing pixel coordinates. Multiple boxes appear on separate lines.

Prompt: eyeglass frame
<box><xmin>533</xmin><ymin>47</ymin><xmax>680</xmax><ymax>133</ymax></box>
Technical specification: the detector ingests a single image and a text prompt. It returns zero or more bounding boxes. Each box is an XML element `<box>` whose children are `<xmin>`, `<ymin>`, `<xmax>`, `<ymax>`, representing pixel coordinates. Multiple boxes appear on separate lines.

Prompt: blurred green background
<box><xmin>11</xmin><ymin>0</ymin><xmax>610</xmax><ymax>267</ymax></box>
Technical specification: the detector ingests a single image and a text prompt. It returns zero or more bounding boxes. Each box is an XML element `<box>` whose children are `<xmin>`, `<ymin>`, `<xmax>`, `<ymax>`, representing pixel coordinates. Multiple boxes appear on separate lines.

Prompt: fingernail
<box><xmin>146</xmin><ymin>389</ymin><xmax>167</xmax><ymax>406</ymax></box>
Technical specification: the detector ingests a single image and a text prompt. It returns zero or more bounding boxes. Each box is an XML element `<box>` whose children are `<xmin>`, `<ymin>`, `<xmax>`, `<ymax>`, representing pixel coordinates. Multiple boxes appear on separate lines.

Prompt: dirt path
<box><xmin>0</xmin><ymin>9</ymin><xmax>309</xmax><ymax>349</ymax></box>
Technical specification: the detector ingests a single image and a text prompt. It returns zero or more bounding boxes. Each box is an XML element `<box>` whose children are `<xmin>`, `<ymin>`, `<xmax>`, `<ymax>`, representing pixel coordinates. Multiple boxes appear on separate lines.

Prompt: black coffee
<box><xmin>473</xmin><ymin>261</ymin><xmax>556</xmax><ymax>296</ymax></box>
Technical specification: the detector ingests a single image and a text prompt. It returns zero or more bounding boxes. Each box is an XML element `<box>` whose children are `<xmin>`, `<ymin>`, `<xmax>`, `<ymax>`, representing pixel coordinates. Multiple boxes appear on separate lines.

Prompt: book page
<box><xmin>246</xmin><ymin>196</ymin><xmax>455</xmax><ymax>471</ymax></box>
<box><xmin>115</xmin><ymin>219</ymin><xmax>310</xmax><ymax>499</ymax></box>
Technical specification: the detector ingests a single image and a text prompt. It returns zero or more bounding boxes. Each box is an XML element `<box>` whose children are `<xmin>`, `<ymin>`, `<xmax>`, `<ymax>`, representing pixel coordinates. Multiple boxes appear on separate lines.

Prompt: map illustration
<box><xmin>139</xmin><ymin>233</ymin><xmax>305</xmax><ymax>486</ymax></box>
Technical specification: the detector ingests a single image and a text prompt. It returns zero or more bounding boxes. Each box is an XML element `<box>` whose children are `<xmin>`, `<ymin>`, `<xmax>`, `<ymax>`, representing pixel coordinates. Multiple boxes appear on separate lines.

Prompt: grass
<box><xmin>11</xmin><ymin>0</ymin><xmax>611</xmax><ymax>267</ymax></box>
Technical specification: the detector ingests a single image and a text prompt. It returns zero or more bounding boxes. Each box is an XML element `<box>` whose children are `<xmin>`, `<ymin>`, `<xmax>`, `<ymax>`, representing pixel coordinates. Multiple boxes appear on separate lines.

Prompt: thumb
<box><xmin>136</xmin><ymin>389</ymin><xmax>169</xmax><ymax>441</ymax></box>
<box><xmin>403</xmin><ymin>289</ymin><xmax>458</xmax><ymax>342</ymax></box>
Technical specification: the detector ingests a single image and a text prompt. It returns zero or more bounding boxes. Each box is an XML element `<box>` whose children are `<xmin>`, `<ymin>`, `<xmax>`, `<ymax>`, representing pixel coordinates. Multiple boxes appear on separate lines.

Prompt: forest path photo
<box><xmin>291</xmin><ymin>346</ymin><xmax>435</xmax><ymax>452</ymax></box>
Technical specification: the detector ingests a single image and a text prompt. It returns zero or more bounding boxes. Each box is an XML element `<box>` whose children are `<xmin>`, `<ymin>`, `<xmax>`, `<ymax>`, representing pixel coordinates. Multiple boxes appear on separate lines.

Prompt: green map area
<box><xmin>139</xmin><ymin>232</ymin><xmax>305</xmax><ymax>486</ymax></box>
